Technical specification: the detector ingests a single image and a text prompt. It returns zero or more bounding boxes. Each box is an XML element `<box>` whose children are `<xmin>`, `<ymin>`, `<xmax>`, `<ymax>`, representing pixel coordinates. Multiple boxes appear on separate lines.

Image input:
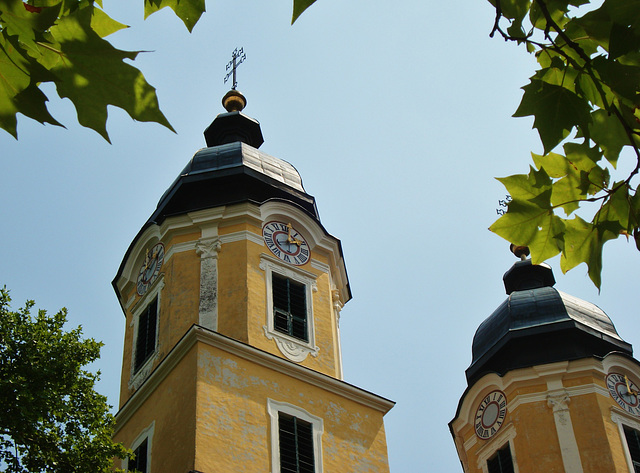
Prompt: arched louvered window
<box><xmin>135</xmin><ymin>297</ymin><xmax>157</xmax><ymax>372</ymax></box>
<box><xmin>272</xmin><ymin>274</ymin><xmax>308</xmax><ymax>342</ymax></box>
<box><xmin>487</xmin><ymin>443</ymin><xmax>514</xmax><ymax>473</ymax></box>
<box><xmin>129</xmin><ymin>438</ymin><xmax>148</xmax><ymax>473</ymax></box>
<box><xmin>624</xmin><ymin>425</ymin><xmax>640</xmax><ymax>472</ymax></box>
<box><xmin>279</xmin><ymin>413</ymin><xmax>315</xmax><ymax>473</ymax></box>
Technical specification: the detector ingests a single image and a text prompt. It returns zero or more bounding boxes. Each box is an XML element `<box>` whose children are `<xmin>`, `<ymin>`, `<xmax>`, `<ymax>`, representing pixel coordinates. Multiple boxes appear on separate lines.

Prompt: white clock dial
<box><xmin>474</xmin><ymin>390</ymin><xmax>507</xmax><ymax>439</ymax></box>
<box><xmin>262</xmin><ymin>221</ymin><xmax>310</xmax><ymax>266</ymax></box>
<box><xmin>607</xmin><ymin>372</ymin><xmax>640</xmax><ymax>416</ymax></box>
<box><xmin>137</xmin><ymin>242</ymin><xmax>165</xmax><ymax>295</ymax></box>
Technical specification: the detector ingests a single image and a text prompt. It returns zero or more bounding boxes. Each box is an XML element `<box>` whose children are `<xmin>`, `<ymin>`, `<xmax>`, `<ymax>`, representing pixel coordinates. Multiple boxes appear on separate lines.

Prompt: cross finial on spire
<box><xmin>224</xmin><ymin>47</ymin><xmax>246</xmax><ymax>90</ymax></box>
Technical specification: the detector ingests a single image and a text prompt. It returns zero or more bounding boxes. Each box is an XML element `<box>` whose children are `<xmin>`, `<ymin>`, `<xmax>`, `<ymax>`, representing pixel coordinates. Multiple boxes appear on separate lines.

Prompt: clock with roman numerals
<box><xmin>137</xmin><ymin>242</ymin><xmax>165</xmax><ymax>295</ymax></box>
<box><xmin>607</xmin><ymin>372</ymin><xmax>640</xmax><ymax>416</ymax></box>
<box><xmin>474</xmin><ymin>390</ymin><xmax>507</xmax><ymax>439</ymax></box>
<box><xmin>262</xmin><ymin>221</ymin><xmax>310</xmax><ymax>266</ymax></box>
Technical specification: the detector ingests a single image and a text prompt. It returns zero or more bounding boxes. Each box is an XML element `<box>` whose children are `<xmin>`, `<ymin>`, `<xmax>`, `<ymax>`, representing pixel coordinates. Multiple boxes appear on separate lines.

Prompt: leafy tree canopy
<box><xmin>0</xmin><ymin>0</ymin><xmax>315</xmax><ymax>141</ymax></box>
<box><xmin>0</xmin><ymin>286</ymin><xmax>128</xmax><ymax>472</ymax></box>
<box><xmin>487</xmin><ymin>0</ymin><xmax>640</xmax><ymax>289</ymax></box>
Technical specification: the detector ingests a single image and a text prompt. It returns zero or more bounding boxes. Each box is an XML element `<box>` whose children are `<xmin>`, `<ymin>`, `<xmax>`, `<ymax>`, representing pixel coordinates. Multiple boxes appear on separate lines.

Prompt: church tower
<box><xmin>111</xmin><ymin>88</ymin><xmax>394</xmax><ymax>472</ymax></box>
<box><xmin>450</xmin><ymin>248</ymin><xmax>640</xmax><ymax>473</ymax></box>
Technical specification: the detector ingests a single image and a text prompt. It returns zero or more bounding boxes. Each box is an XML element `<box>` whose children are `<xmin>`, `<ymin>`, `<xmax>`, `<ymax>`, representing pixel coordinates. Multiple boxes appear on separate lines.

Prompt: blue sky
<box><xmin>2</xmin><ymin>1</ymin><xmax>639</xmax><ymax>471</ymax></box>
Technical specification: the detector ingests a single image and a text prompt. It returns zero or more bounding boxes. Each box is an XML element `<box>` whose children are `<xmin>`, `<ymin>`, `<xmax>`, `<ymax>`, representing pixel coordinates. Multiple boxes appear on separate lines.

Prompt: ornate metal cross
<box><xmin>224</xmin><ymin>47</ymin><xmax>246</xmax><ymax>90</ymax></box>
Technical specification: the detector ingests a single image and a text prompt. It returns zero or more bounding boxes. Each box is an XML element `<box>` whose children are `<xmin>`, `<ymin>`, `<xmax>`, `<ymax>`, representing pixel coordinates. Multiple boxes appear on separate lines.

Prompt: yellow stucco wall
<box><xmin>194</xmin><ymin>341</ymin><xmax>390</xmax><ymax>473</ymax></box>
<box><xmin>114</xmin><ymin>347</ymin><xmax>198</xmax><ymax>472</ymax></box>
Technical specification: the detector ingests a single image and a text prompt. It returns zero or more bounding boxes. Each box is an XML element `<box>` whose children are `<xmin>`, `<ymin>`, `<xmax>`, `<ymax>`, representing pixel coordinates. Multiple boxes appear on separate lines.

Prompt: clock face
<box><xmin>262</xmin><ymin>221</ymin><xmax>310</xmax><ymax>266</ymax></box>
<box><xmin>607</xmin><ymin>372</ymin><xmax>640</xmax><ymax>416</ymax></box>
<box><xmin>474</xmin><ymin>390</ymin><xmax>507</xmax><ymax>439</ymax></box>
<box><xmin>137</xmin><ymin>242</ymin><xmax>165</xmax><ymax>295</ymax></box>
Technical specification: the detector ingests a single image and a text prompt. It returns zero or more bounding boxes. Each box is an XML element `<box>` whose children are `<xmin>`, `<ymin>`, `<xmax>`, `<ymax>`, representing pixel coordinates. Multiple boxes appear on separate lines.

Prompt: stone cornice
<box><xmin>114</xmin><ymin>325</ymin><xmax>394</xmax><ymax>433</ymax></box>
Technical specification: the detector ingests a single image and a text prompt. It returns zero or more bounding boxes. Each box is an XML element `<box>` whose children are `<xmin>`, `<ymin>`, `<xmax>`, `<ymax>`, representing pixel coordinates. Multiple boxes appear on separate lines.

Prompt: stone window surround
<box><xmin>129</xmin><ymin>277</ymin><xmax>164</xmax><ymax>391</ymax></box>
<box><xmin>260</xmin><ymin>254</ymin><xmax>319</xmax><ymax>362</ymax></box>
<box><xmin>126</xmin><ymin>421</ymin><xmax>155</xmax><ymax>473</ymax></box>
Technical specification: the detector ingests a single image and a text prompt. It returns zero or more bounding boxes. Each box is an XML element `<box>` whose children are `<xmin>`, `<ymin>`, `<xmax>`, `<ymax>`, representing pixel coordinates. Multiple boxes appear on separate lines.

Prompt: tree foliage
<box><xmin>0</xmin><ymin>0</ymin><xmax>316</xmax><ymax>141</ymax></box>
<box><xmin>0</xmin><ymin>287</ymin><xmax>128</xmax><ymax>472</ymax></box>
<box><xmin>487</xmin><ymin>0</ymin><xmax>640</xmax><ymax>289</ymax></box>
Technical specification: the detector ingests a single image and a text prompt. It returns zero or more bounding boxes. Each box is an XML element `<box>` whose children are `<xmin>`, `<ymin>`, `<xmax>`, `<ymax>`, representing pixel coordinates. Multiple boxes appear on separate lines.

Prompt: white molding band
<box><xmin>114</xmin><ymin>325</ymin><xmax>394</xmax><ymax>434</ymax></box>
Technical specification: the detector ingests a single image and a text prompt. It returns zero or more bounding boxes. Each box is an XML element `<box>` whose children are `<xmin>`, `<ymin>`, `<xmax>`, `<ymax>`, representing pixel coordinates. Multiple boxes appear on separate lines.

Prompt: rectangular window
<box><xmin>279</xmin><ymin>413</ymin><xmax>315</xmax><ymax>473</ymax></box>
<box><xmin>624</xmin><ymin>426</ymin><xmax>640</xmax><ymax>472</ymax></box>
<box><xmin>135</xmin><ymin>297</ymin><xmax>157</xmax><ymax>372</ymax></box>
<box><xmin>487</xmin><ymin>443</ymin><xmax>514</xmax><ymax>473</ymax></box>
<box><xmin>273</xmin><ymin>274</ymin><xmax>308</xmax><ymax>342</ymax></box>
<box><xmin>129</xmin><ymin>438</ymin><xmax>148</xmax><ymax>473</ymax></box>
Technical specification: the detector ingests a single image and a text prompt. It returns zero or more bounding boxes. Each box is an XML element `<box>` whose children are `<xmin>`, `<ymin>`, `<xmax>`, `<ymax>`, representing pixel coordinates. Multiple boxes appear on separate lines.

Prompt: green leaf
<box><xmin>491</xmin><ymin>167</ymin><xmax>557</xmax><ymax>250</ymax></box>
<box><xmin>0</xmin><ymin>0</ymin><xmax>61</xmax><ymax>55</ymax></box>
<box><xmin>592</xmin><ymin>56</ymin><xmax>640</xmax><ymax>105</ymax></box>
<box><xmin>598</xmin><ymin>182</ymin><xmax>633</xmax><ymax>230</ymax></box>
<box><xmin>606</xmin><ymin>0</ymin><xmax>640</xmax><ymax>29</ymax></box>
<box><xmin>90</xmin><ymin>7</ymin><xmax>128</xmax><ymax>38</ymax></box>
<box><xmin>528</xmin><ymin>212</ymin><xmax>565</xmax><ymax>263</ymax></box>
<box><xmin>514</xmin><ymin>79</ymin><xmax>592</xmax><ymax>154</ymax></box>
<box><xmin>609</xmin><ymin>22</ymin><xmax>640</xmax><ymax>59</ymax></box>
<box><xmin>489</xmin><ymin>198</ymin><xmax>552</xmax><ymax>245</ymax></box>
<box><xmin>46</xmin><ymin>5</ymin><xmax>174</xmax><ymax>141</ymax></box>
<box><xmin>292</xmin><ymin>0</ymin><xmax>317</xmax><ymax>23</ymax></box>
<box><xmin>14</xmin><ymin>83</ymin><xmax>63</xmax><ymax>129</ymax></box>
<box><xmin>589</xmin><ymin>109</ymin><xmax>628</xmax><ymax>166</ymax></box>
<box><xmin>490</xmin><ymin>192</ymin><xmax>564</xmax><ymax>263</ymax></box>
<box><xmin>496</xmin><ymin>165</ymin><xmax>553</xmax><ymax>202</ymax></box>
<box><xmin>144</xmin><ymin>0</ymin><xmax>205</xmax><ymax>32</ymax></box>
<box><xmin>560</xmin><ymin>215</ymin><xmax>618</xmax><ymax>288</ymax></box>
<box><xmin>570</xmin><ymin>5</ymin><xmax>612</xmax><ymax>52</ymax></box>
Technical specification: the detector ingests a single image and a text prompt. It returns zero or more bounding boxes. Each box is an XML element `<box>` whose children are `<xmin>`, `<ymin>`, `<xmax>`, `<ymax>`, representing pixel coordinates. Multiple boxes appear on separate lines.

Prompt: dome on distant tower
<box><xmin>466</xmin><ymin>259</ymin><xmax>632</xmax><ymax>384</ymax></box>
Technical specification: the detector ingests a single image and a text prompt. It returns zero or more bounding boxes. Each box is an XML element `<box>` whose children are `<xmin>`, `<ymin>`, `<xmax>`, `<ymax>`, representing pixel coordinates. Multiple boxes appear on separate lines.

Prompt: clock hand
<box><xmin>626</xmin><ymin>375</ymin><xmax>638</xmax><ymax>395</ymax></box>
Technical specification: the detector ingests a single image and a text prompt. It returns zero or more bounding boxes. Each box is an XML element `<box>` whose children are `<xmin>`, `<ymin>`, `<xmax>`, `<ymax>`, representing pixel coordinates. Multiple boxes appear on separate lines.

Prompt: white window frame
<box><xmin>126</xmin><ymin>421</ymin><xmax>155</xmax><ymax>473</ymax></box>
<box><xmin>476</xmin><ymin>423</ymin><xmax>519</xmax><ymax>473</ymax></box>
<box><xmin>260</xmin><ymin>254</ymin><xmax>318</xmax><ymax>362</ymax></box>
<box><xmin>267</xmin><ymin>399</ymin><xmax>323</xmax><ymax>473</ymax></box>
<box><xmin>129</xmin><ymin>277</ymin><xmax>164</xmax><ymax>390</ymax></box>
<box><xmin>612</xmin><ymin>409</ymin><xmax>640</xmax><ymax>473</ymax></box>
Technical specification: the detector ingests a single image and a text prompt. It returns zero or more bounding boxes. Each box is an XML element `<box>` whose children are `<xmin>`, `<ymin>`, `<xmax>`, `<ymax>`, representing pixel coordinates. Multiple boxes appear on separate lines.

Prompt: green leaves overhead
<box><xmin>1</xmin><ymin>0</ymin><xmax>316</xmax><ymax>139</ymax></box>
<box><xmin>0</xmin><ymin>0</ymin><xmax>173</xmax><ymax>140</ymax></box>
<box><xmin>489</xmin><ymin>0</ymin><xmax>640</xmax><ymax>288</ymax></box>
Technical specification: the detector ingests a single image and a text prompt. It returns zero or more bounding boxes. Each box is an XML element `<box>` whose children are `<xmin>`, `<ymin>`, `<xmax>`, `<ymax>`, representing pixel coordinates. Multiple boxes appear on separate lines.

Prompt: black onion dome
<box><xmin>466</xmin><ymin>260</ymin><xmax>632</xmax><ymax>385</ymax></box>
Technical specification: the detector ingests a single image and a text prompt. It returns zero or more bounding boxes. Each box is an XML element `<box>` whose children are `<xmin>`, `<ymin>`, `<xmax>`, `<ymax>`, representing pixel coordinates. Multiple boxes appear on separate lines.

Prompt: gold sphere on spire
<box><xmin>222</xmin><ymin>90</ymin><xmax>247</xmax><ymax>112</ymax></box>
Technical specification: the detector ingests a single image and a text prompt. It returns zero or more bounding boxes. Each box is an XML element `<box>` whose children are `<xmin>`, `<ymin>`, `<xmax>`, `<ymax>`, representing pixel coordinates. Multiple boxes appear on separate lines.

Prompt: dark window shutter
<box><xmin>279</xmin><ymin>413</ymin><xmax>314</xmax><ymax>473</ymax></box>
<box><xmin>272</xmin><ymin>275</ymin><xmax>308</xmax><ymax>342</ymax></box>
<box><xmin>487</xmin><ymin>443</ymin><xmax>514</xmax><ymax>473</ymax></box>
<box><xmin>130</xmin><ymin>438</ymin><xmax>148</xmax><ymax>473</ymax></box>
<box><xmin>625</xmin><ymin>426</ymin><xmax>640</xmax><ymax>472</ymax></box>
<box><xmin>135</xmin><ymin>297</ymin><xmax>157</xmax><ymax>372</ymax></box>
